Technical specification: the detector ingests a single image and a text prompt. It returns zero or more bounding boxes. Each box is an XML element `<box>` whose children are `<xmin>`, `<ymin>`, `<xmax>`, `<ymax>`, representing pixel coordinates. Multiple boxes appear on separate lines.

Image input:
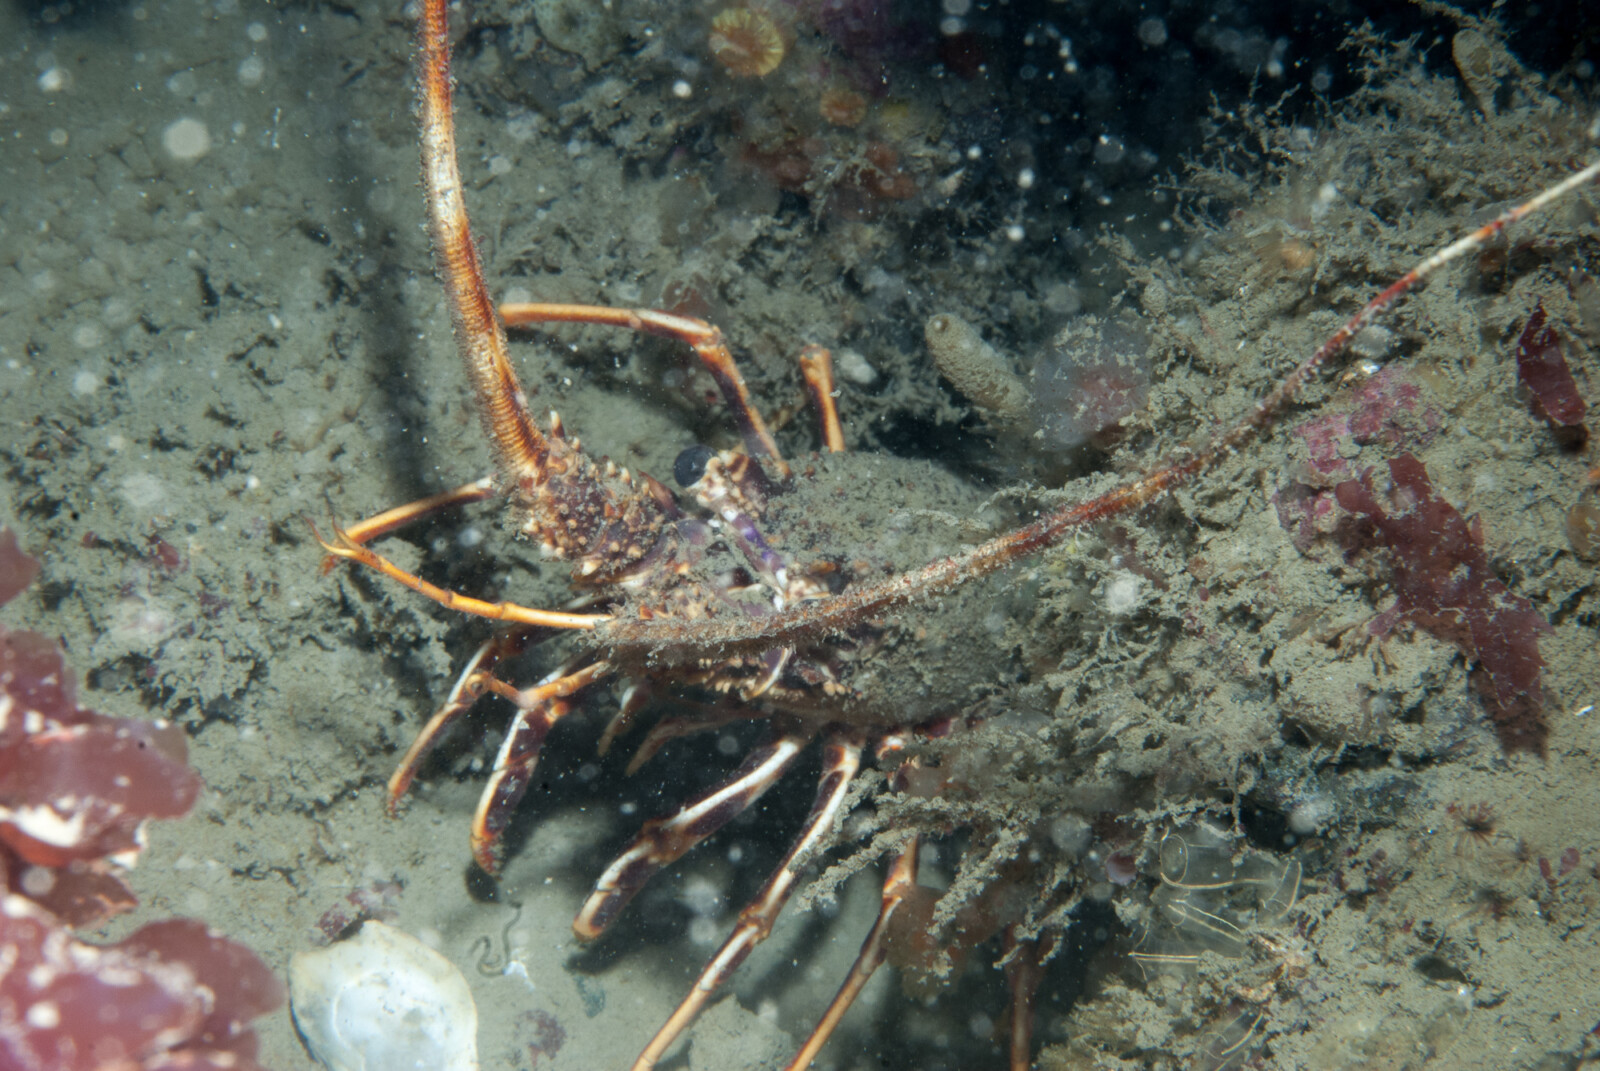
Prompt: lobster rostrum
<box><xmin>315</xmin><ymin>0</ymin><xmax>1600</xmax><ymax>1066</ymax></box>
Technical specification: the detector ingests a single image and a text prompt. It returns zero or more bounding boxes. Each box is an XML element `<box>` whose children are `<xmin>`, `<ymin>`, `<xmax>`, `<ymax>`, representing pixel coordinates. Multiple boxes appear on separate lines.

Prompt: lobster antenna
<box><xmin>601</xmin><ymin>157</ymin><xmax>1600</xmax><ymax>653</ymax></box>
<box><xmin>415</xmin><ymin>0</ymin><xmax>551</xmax><ymax>485</ymax></box>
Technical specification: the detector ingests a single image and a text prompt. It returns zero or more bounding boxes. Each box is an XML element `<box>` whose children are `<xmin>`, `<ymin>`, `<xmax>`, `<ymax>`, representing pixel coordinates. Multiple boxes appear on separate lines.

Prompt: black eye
<box><xmin>673</xmin><ymin>444</ymin><xmax>716</xmax><ymax>488</ymax></box>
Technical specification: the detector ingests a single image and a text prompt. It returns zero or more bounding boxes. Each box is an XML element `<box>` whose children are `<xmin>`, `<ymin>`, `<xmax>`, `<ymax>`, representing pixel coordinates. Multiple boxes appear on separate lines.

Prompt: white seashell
<box><xmin>289</xmin><ymin>921</ymin><xmax>479</xmax><ymax>1071</ymax></box>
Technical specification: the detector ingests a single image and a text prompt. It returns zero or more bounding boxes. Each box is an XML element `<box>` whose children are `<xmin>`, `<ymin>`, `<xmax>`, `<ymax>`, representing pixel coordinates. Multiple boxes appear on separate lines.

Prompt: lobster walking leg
<box><xmin>1002</xmin><ymin>929</ymin><xmax>1053</xmax><ymax>1071</ymax></box>
<box><xmin>786</xmin><ymin>837</ymin><xmax>920</xmax><ymax>1071</ymax></box>
<box><xmin>500</xmin><ymin>301</ymin><xmax>789</xmax><ymax>477</ymax></box>
<box><xmin>623</xmin><ymin>702</ymin><xmax>770</xmax><ymax>775</ymax></box>
<box><xmin>468</xmin><ymin>658</ymin><xmax>614</xmax><ymax>873</ymax></box>
<box><xmin>632</xmin><ymin>733</ymin><xmax>864</xmax><ymax>1071</ymax></box>
<box><xmin>596</xmin><ymin>677</ymin><xmax>654</xmax><ymax>757</ymax></box>
<box><xmin>386</xmin><ymin>627</ymin><xmax>543</xmax><ymax>812</ymax></box>
<box><xmin>574</xmin><ymin>731</ymin><xmax>811</xmax><ymax>939</ymax></box>
<box><xmin>798</xmin><ymin>344</ymin><xmax>845</xmax><ymax>454</ymax></box>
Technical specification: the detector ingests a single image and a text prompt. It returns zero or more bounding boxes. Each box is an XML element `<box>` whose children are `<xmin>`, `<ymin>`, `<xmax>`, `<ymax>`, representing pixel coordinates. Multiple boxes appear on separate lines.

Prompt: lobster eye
<box><xmin>673</xmin><ymin>444</ymin><xmax>716</xmax><ymax>488</ymax></box>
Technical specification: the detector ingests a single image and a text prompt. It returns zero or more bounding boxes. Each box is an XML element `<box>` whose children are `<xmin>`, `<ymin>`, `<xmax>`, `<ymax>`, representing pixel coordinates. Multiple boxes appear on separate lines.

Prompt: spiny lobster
<box><xmin>315</xmin><ymin>0</ymin><xmax>1600</xmax><ymax>1066</ymax></box>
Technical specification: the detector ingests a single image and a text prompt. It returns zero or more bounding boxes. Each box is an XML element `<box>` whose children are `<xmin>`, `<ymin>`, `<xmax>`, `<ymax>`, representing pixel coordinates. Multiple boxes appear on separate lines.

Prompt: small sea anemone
<box><xmin>709</xmin><ymin>7</ymin><xmax>786</xmax><ymax>78</ymax></box>
<box><xmin>819</xmin><ymin>86</ymin><xmax>868</xmax><ymax>127</ymax></box>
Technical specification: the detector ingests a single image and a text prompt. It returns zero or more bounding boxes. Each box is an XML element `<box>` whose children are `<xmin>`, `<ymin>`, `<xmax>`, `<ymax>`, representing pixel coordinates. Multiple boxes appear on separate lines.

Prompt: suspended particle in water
<box><xmin>238</xmin><ymin>55</ymin><xmax>265</xmax><ymax>86</ymax></box>
<box><xmin>162</xmin><ymin>117</ymin><xmax>212</xmax><ymax>162</ymax></box>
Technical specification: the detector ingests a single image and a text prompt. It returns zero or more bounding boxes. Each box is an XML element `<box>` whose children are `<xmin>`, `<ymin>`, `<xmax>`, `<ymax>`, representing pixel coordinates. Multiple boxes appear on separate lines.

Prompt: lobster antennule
<box><xmin>311</xmin><ymin>521</ymin><xmax>610</xmax><ymax>630</ymax></box>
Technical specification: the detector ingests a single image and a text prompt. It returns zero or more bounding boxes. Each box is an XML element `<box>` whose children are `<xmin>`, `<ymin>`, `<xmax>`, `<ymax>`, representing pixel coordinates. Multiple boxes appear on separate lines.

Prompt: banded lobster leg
<box><xmin>798</xmin><ymin>344</ymin><xmax>846</xmax><ymax>454</ymax></box>
<box><xmin>575</xmin><ymin>344</ymin><xmax>855</xmax><ymax>1060</ymax></box>
<box><xmin>363</xmin><ymin>616</ymin><xmax>617</xmax><ymax>873</ymax></box>
<box><xmin>631</xmin><ymin>732</ymin><xmax>865</xmax><ymax>1071</ymax></box>
<box><xmin>499</xmin><ymin>302</ymin><xmax>790</xmax><ymax>478</ymax></box>
<box><xmin>467</xmin><ymin>657</ymin><xmax>614</xmax><ymax>873</ymax></box>
<box><xmin>785</xmin><ymin>838</ymin><xmax>921</xmax><ymax>1071</ymax></box>
<box><xmin>386</xmin><ymin>626</ymin><xmax>542</xmax><ymax>811</ymax></box>
<box><xmin>315</xmin><ymin>476</ymin><xmax>617</xmax><ymax>868</ymax></box>
<box><xmin>574</xmin><ymin>730</ymin><xmax>812</xmax><ymax>939</ymax></box>
<box><xmin>788</xmin><ymin>839</ymin><xmax>1052</xmax><ymax>1071</ymax></box>
<box><xmin>566</xmin><ymin>344</ymin><xmax>850</xmax><ymax>940</ymax></box>
<box><xmin>1001</xmin><ymin>928</ymin><xmax>1054</xmax><ymax>1071</ymax></box>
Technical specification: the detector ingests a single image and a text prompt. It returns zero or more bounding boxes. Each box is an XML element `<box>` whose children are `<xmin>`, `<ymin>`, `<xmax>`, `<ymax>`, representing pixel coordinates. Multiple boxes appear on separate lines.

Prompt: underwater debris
<box><xmin>290</xmin><ymin>920</ymin><xmax>480</xmax><ymax>1071</ymax></box>
<box><xmin>1060</xmin><ymin>825</ymin><xmax>1307</xmax><ymax>1069</ymax></box>
<box><xmin>1029</xmin><ymin>315</ymin><xmax>1153</xmax><ymax>451</ymax></box>
<box><xmin>1568</xmin><ymin>491</ymin><xmax>1600</xmax><ymax>561</ymax></box>
<box><xmin>1129</xmin><ymin>824</ymin><xmax>1302</xmax><ymax>975</ymax></box>
<box><xmin>737</xmin><ymin>137</ymin><xmax>918</xmax><ymax>218</ymax></box>
<box><xmin>818</xmin><ymin>85</ymin><xmax>868</xmax><ymax>128</ymax></box>
<box><xmin>1333</xmin><ymin>454</ymin><xmax>1552</xmax><ymax>756</ymax></box>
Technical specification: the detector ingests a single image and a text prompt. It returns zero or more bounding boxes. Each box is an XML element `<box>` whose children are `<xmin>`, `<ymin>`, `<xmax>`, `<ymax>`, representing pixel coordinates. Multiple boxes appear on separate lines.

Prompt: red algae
<box><xmin>1516</xmin><ymin>302</ymin><xmax>1587</xmax><ymax>424</ymax></box>
<box><xmin>0</xmin><ymin>528</ymin><xmax>283</xmax><ymax>1071</ymax></box>
<box><xmin>0</xmin><ymin>559</ymin><xmax>200</xmax><ymax>896</ymax></box>
<box><xmin>1274</xmin><ymin>367</ymin><xmax>1442</xmax><ymax>550</ymax></box>
<box><xmin>1515</xmin><ymin>301</ymin><xmax>1589</xmax><ymax>447</ymax></box>
<box><xmin>1</xmin><ymin>904</ymin><xmax>282</xmax><ymax>1071</ymax></box>
<box><xmin>1332</xmin><ymin>455</ymin><xmax>1551</xmax><ymax>756</ymax></box>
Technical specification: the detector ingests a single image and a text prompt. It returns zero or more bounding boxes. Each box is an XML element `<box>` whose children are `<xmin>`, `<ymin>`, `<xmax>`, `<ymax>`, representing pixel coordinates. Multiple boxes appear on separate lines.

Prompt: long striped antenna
<box><xmin>414</xmin><ymin>0</ymin><xmax>550</xmax><ymax>486</ymax></box>
<box><xmin>601</xmin><ymin>157</ymin><xmax>1600</xmax><ymax>654</ymax></box>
